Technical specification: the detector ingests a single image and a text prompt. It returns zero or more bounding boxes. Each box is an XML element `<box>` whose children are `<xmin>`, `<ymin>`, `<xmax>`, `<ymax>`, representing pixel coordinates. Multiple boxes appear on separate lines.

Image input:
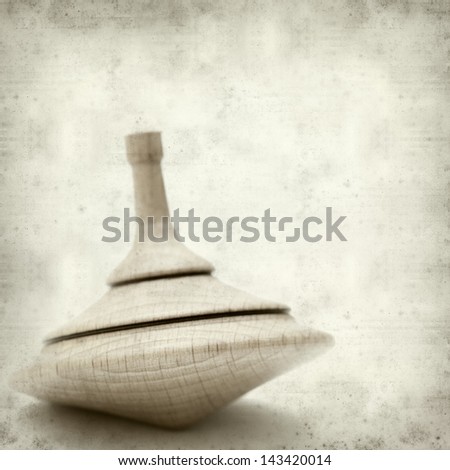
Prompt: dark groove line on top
<box><xmin>46</xmin><ymin>309</ymin><xmax>289</xmax><ymax>344</ymax></box>
<box><xmin>109</xmin><ymin>270</ymin><xmax>213</xmax><ymax>287</ymax></box>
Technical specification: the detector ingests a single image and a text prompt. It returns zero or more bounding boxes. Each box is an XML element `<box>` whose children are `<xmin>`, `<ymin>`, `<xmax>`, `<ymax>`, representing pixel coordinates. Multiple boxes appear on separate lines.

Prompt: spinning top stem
<box><xmin>127</xmin><ymin>133</ymin><xmax>170</xmax><ymax>226</ymax></box>
<box><xmin>107</xmin><ymin>132</ymin><xmax>213</xmax><ymax>286</ymax></box>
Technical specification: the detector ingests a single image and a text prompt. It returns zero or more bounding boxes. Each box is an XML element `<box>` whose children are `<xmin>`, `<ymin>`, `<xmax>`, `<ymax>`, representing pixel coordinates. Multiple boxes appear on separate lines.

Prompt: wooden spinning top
<box><xmin>12</xmin><ymin>132</ymin><xmax>334</xmax><ymax>429</ymax></box>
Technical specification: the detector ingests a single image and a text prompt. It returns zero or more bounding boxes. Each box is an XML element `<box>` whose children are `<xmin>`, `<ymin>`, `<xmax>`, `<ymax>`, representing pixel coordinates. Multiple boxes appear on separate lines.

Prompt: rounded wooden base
<box><xmin>12</xmin><ymin>314</ymin><xmax>333</xmax><ymax>429</ymax></box>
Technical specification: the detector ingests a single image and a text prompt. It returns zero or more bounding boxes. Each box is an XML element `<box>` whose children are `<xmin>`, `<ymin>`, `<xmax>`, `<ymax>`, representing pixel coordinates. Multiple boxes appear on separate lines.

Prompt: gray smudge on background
<box><xmin>1</xmin><ymin>0</ymin><xmax>449</xmax><ymax>449</ymax></box>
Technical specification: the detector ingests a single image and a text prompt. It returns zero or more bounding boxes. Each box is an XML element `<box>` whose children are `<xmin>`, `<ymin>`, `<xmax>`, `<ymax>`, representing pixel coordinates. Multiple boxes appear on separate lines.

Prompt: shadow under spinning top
<box><xmin>11</xmin><ymin>132</ymin><xmax>334</xmax><ymax>429</ymax></box>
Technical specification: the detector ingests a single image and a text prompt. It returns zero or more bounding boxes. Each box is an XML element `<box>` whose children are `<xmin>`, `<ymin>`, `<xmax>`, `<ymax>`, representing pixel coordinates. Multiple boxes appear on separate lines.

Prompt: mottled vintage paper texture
<box><xmin>0</xmin><ymin>0</ymin><xmax>449</xmax><ymax>449</ymax></box>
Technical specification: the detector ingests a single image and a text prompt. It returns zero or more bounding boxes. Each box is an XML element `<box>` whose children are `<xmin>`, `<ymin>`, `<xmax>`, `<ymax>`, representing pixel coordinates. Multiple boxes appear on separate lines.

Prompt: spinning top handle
<box><xmin>126</xmin><ymin>132</ymin><xmax>170</xmax><ymax>223</ymax></box>
<box><xmin>107</xmin><ymin>132</ymin><xmax>213</xmax><ymax>285</ymax></box>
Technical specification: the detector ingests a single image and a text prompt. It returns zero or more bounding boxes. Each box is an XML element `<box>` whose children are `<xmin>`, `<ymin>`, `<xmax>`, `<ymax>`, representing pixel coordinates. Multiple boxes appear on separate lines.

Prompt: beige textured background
<box><xmin>1</xmin><ymin>0</ymin><xmax>449</xmax><ymax>449</ymax></box>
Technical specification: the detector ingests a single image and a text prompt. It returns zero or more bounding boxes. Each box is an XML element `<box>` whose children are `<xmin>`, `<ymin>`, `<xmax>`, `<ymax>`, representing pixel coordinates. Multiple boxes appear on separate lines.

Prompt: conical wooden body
<box><xmin>12</xmin><ymin>132</ymin><xmax>334</xmax><ymax>429</ymax></box>
<box><xmin>46</xmin><ymin>274</ymin><xmax>288</xmax><ymax>341</ymax></box>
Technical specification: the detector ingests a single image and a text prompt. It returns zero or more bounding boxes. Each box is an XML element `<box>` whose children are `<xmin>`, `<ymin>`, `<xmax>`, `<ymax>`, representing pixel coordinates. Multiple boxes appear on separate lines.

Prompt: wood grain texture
<box><xmin>47</xmin><ymin>274</ymin><xmax>287</xmax><ymax>341</ymax></box>
<box><xmin>12</xmin><ymin>315</ymin><xmax>333</xmax><ymax>429</ymax></box>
